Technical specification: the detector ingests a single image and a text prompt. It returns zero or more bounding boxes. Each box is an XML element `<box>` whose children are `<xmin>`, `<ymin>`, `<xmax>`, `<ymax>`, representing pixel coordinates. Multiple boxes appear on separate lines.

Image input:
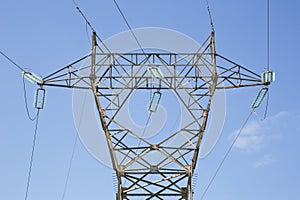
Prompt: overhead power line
<box><xmin>0</xmin><ymin>48</ymin><xmax>44</xmax><ymax>200</ymax></box>
<box><xmin>200</xmin><ymin>0</ymin><xmax>273</xmax><ymax>188</ymax></box>
<box><xmin>24</xmin><ymin>109</ymin><xmax>41</xmax><ymax>200</ymax></box>
<box><xmin>0</xmin><ymin>49</ymin><xmax>42</xmax><ymax>121</ymax></box>
<box><xmin>205</xmin><ymin>0</ymin><xmax>215</xmax><ymax>32</ymax></box>
<box><xmin>113</xmin><ymin>0</ymin><xmax>148</xmax><ymax>56</ymax></box>
<box><xmin>61</xmin><ymin>135</ymin><xmax>78</xmax><ymax>200</ymax></box>
<box><xmin>200</xmin><ymin>110</ymin><xmax>254</xmax><ymax>200</ymax></box>
<box><xmin>0</xmin><ymin>50</ymin><xmax>25</xmax><ymax>72</ymax></box>
<box><xmin>267</xmin><ymin>0</ymin><xmax>270</xmax><ymax>71</ymax></box>
<box><xmin>71</xmin><ymin>0</ymin><xmax>111</xmax><ymax>53</ymax></box>
<box><xmin>23</xmin><ymin>76</ymin><xmax>38</xmax><ymax>121</ymax></box>
<box><xmin>264</xmin><ymin>0</ymin><xmax>271</xmax><ymax>119</ymax></box>
<box><xmin>61</xmin><ymin>91</ymin><xmax>88</xmax><ymax>200</ymax></box>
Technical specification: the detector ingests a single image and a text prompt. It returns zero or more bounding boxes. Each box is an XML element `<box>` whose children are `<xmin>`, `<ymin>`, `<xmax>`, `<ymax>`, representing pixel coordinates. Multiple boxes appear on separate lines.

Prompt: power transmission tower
<box><xmin>40</xmin><ymin>32</ymin><xmax>269</xmax><ymax>200</ymax></box>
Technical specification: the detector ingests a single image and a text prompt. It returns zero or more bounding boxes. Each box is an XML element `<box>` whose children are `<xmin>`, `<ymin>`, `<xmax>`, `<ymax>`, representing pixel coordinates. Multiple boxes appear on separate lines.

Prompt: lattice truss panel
<box><xmin>95</xmin><ymin>52</ymin><xmax>213</xmax><ymax>199</ymax></box>
<box><xmin>42</xmin><ymin>34</ymin><xmax>265</xmax><ymax>199</ymax></box>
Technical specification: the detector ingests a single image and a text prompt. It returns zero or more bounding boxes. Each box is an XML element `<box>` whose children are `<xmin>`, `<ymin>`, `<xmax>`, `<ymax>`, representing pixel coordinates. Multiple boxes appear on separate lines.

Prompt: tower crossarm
<box><xmin>41</xmin><ymin>53</ymin><xmax>266</xmax><ymax>91</ymax></box>
<box><xmin>41</xmin><ymin>54</ymin><xmax>93</xmax><ymax>89</ymax></box>
<box><xmin>38</xmin><ymin>32</ymin><xmax>269</xmax><ymax>200</ymax></box>
<box><xmin>215</xmin><ymin>54</ymin><xmax>268</xmax><ymax>89</ymax></box>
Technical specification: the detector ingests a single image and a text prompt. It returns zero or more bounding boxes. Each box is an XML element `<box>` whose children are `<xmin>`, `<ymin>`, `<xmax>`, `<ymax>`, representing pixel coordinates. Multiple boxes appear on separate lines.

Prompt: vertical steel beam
<box><xmin>89</xmin><ymin>32</ymin><xmax>122</xmax><ymax>199</ymax></box>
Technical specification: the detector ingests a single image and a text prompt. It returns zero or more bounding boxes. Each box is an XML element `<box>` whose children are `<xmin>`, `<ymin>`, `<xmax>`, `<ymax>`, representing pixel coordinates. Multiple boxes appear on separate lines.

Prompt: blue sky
<box><xmin>0</xmin><ymin>0</ymin><xmax>299</xmax><ymax>199</ymax></box>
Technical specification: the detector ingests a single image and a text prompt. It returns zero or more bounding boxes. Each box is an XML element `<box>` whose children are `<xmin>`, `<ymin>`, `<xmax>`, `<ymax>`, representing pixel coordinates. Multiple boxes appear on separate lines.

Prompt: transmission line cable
<box><xmin>113</xmin><ymin>0</ymin><xmax>148</xmax><ymax>56</ymax></box>
<box><xmin>138</xmin><ymin>112</ymin><xmax>152</xmax><ymax>148</ymax></box>
<box><xmin>71</xmin><ymin>0</ymin><xmax>112</xmax><ymax>53</ymax></box>
<box><xmin>0</xmin><ymin>50</ymin><xmax>40</xmax><ymax>121</ymax></box>
<box><xmin>0</xmin><ymin>50</ymin><xmax>43</xmax><ymax>200</ymax></box>
<box><xmin>266</xmin><ymin>0</ymin><xmax>270</xmax><ymax>71</ymax></box>
<box><xmin>112</xmin><ymin>0</ymin><xmax>157</xmax><ymax>168</ymax></box>
<box><xmin>72</xmin><ymin>0</ymin><xmax>94</xmax><ymax>33</ymax></box>
<box><xmin>0</xmin><ymin>50</ymin><xmax>26</xmax><ymax>72</ymax></box>
<box><xmin>85</xmin><ymin>23</ymin><xmax>92</xmax><ymax>45</ymax></box>
<box><xmin>200</xmin><ymin>2</ymin><xmax>271</xmax><ymax>196</ymax></box>
<box><xmin>61</xmin><ymin>135</ymin><xmax>78</xmax><ymax>200</ymax></box>
<box><xmin>113</xmin><ymin>0</ymin><xmax>165</xmax><ymax>144</ymax></box>
<box><xmin>200</xmin><ymin>109</ymin><xmax>254</xmax><ymax>200</ymax></box>
<box><xmin>122</xmin><ymin>111</ymin><xmax>152</xmax><ymax>186</ymax></box>
<box><xmin>205</xmin><ymin>0</ymin><xmax>215</xmax><ymax>32</ymax></box>
<box><xmin>22</xmin><ymin>76</ymin><xmax>38</xmax><ymax>121</ymax></box>
<box><xmin>24</xmin><ymin>109</ymin><xmax>41</xmax><ymax>200</ymax></box>
<box><xmin>263</xmin><ymin>0</ymin><xmax>271</xmax><ymax>120</ymax></box>
<box><xmin>111</xmin><ymin>0</ymin><xmax>164</xmax><ymax>176</ymax></box>
<box><xmin>61</xmin><ymin>92</ymin><xmax>88</xmax><ymax>200</ymax></box>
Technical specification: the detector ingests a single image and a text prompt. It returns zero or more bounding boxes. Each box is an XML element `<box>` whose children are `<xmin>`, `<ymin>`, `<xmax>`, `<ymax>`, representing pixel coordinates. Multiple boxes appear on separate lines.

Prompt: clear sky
<box><xmin>0</xmin><ymin>0</ymin><xmax>299</xmax><ymax>199</ymax></box>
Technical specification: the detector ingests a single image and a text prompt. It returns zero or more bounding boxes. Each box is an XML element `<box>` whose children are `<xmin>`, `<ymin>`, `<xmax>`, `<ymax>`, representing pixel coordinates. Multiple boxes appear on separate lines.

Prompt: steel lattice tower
<box><xmin>41</xmin><ymin>32</ymin><xmax>268</xmax><ymax>199</ymax></box>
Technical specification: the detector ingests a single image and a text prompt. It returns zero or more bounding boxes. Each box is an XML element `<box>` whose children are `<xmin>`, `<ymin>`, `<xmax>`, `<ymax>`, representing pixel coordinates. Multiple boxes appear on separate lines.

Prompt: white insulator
<box><xmin>23</xmin><ymin>71</ymin><xmax>43</xmax><ymax>84</ymax></box>
<box><xmin>35</xmin><ymin>88</ymin><xmax>46</xmax><ymax>109</ymax></box>
<box><xmin>261</xmin><ymin>71</ymin><xmax>275</xmax><ymax>84</ymax></box>
<box><xmin>148</xmin><ymin>91</ymin><xmax>162</xmax><ymax>112</ymax></box>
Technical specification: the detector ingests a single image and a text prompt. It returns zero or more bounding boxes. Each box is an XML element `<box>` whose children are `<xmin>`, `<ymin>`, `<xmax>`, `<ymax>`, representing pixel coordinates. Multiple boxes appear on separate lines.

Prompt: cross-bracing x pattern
<box><xmin>41</xmin><ymin>33</ymin><xmax>265</xmax><ymax>200</ymax></box>
<box><xmin>93</xmin><ymin>40</ymin><xmax>217</xmax><ymax>199</ymax></box>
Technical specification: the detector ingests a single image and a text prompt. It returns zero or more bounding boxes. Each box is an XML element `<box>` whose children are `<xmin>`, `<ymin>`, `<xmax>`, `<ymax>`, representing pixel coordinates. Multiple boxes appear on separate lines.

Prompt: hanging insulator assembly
<box><xmin>251</xmin><ymin>87</ymin><xmax>268</xmax><ymax>109</ymax></box>
<box><xmin>148</xmin><ymin>91</ymin><xmax>162</xmax><ymax>112</ymax></box>
<box><xmin>35</xmin><ymin>88</ymin><xmax>46</xmax><ymax>109</ymax></box>
<box><xmin>148</xmin><ymin>66</ymin><xmax>164</xmax><ymax>79</ymax></box>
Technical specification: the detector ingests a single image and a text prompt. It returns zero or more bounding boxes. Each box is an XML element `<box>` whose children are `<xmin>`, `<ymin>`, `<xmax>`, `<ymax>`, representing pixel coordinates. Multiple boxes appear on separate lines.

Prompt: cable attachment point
<box><xmin>22</xmin><ymin>71</ymin><xmax>43</xmax><ymax>84</ymax></box>
<box><xmin>261</xmin><ymin>71</ymin><xmax>275</xmax><ymax>84</ymax></box>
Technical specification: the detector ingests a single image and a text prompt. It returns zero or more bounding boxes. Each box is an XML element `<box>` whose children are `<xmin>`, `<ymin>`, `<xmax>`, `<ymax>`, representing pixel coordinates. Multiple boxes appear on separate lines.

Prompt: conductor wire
<box><xmin>266</xmin><ymin>0</ymin><xmax>270</xmax><ymax>71</ymax></box>
<box><xmin>22</xmin><ymin>75</ymin><xmax>37</xmax><ymax>121</ymax></box>
<box><xmin>24</xmin><ymin>109</ymin><xmax>41</xmax><ymax>200</ymax></box>
<box><xmin>200</xmin><ymin>109</ymin><xmax>254</xmax><ymax>200</ymax></box>
<box><xmin>113</xmin><ymin>0</ymin><xmax>148</xmax><ymax>56</ymax></box>
<box><xmin>264</xmin><ymin>0</ymin><xmax>271</xmax><ymax>119</ymax></box>
<box><xmin>71</xmin><ymin>0</ymin><xmax>111</xmax><ymax>53</ymax></box>
<box><xmin>205</xmin><ymin>0</ymin><xmax>215</xmax><ymax>32</ymax></box>
<box><xmin>0</xmin><ymin>50</ymin><xmax>25</xmax><ymax>72</ymax></box>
